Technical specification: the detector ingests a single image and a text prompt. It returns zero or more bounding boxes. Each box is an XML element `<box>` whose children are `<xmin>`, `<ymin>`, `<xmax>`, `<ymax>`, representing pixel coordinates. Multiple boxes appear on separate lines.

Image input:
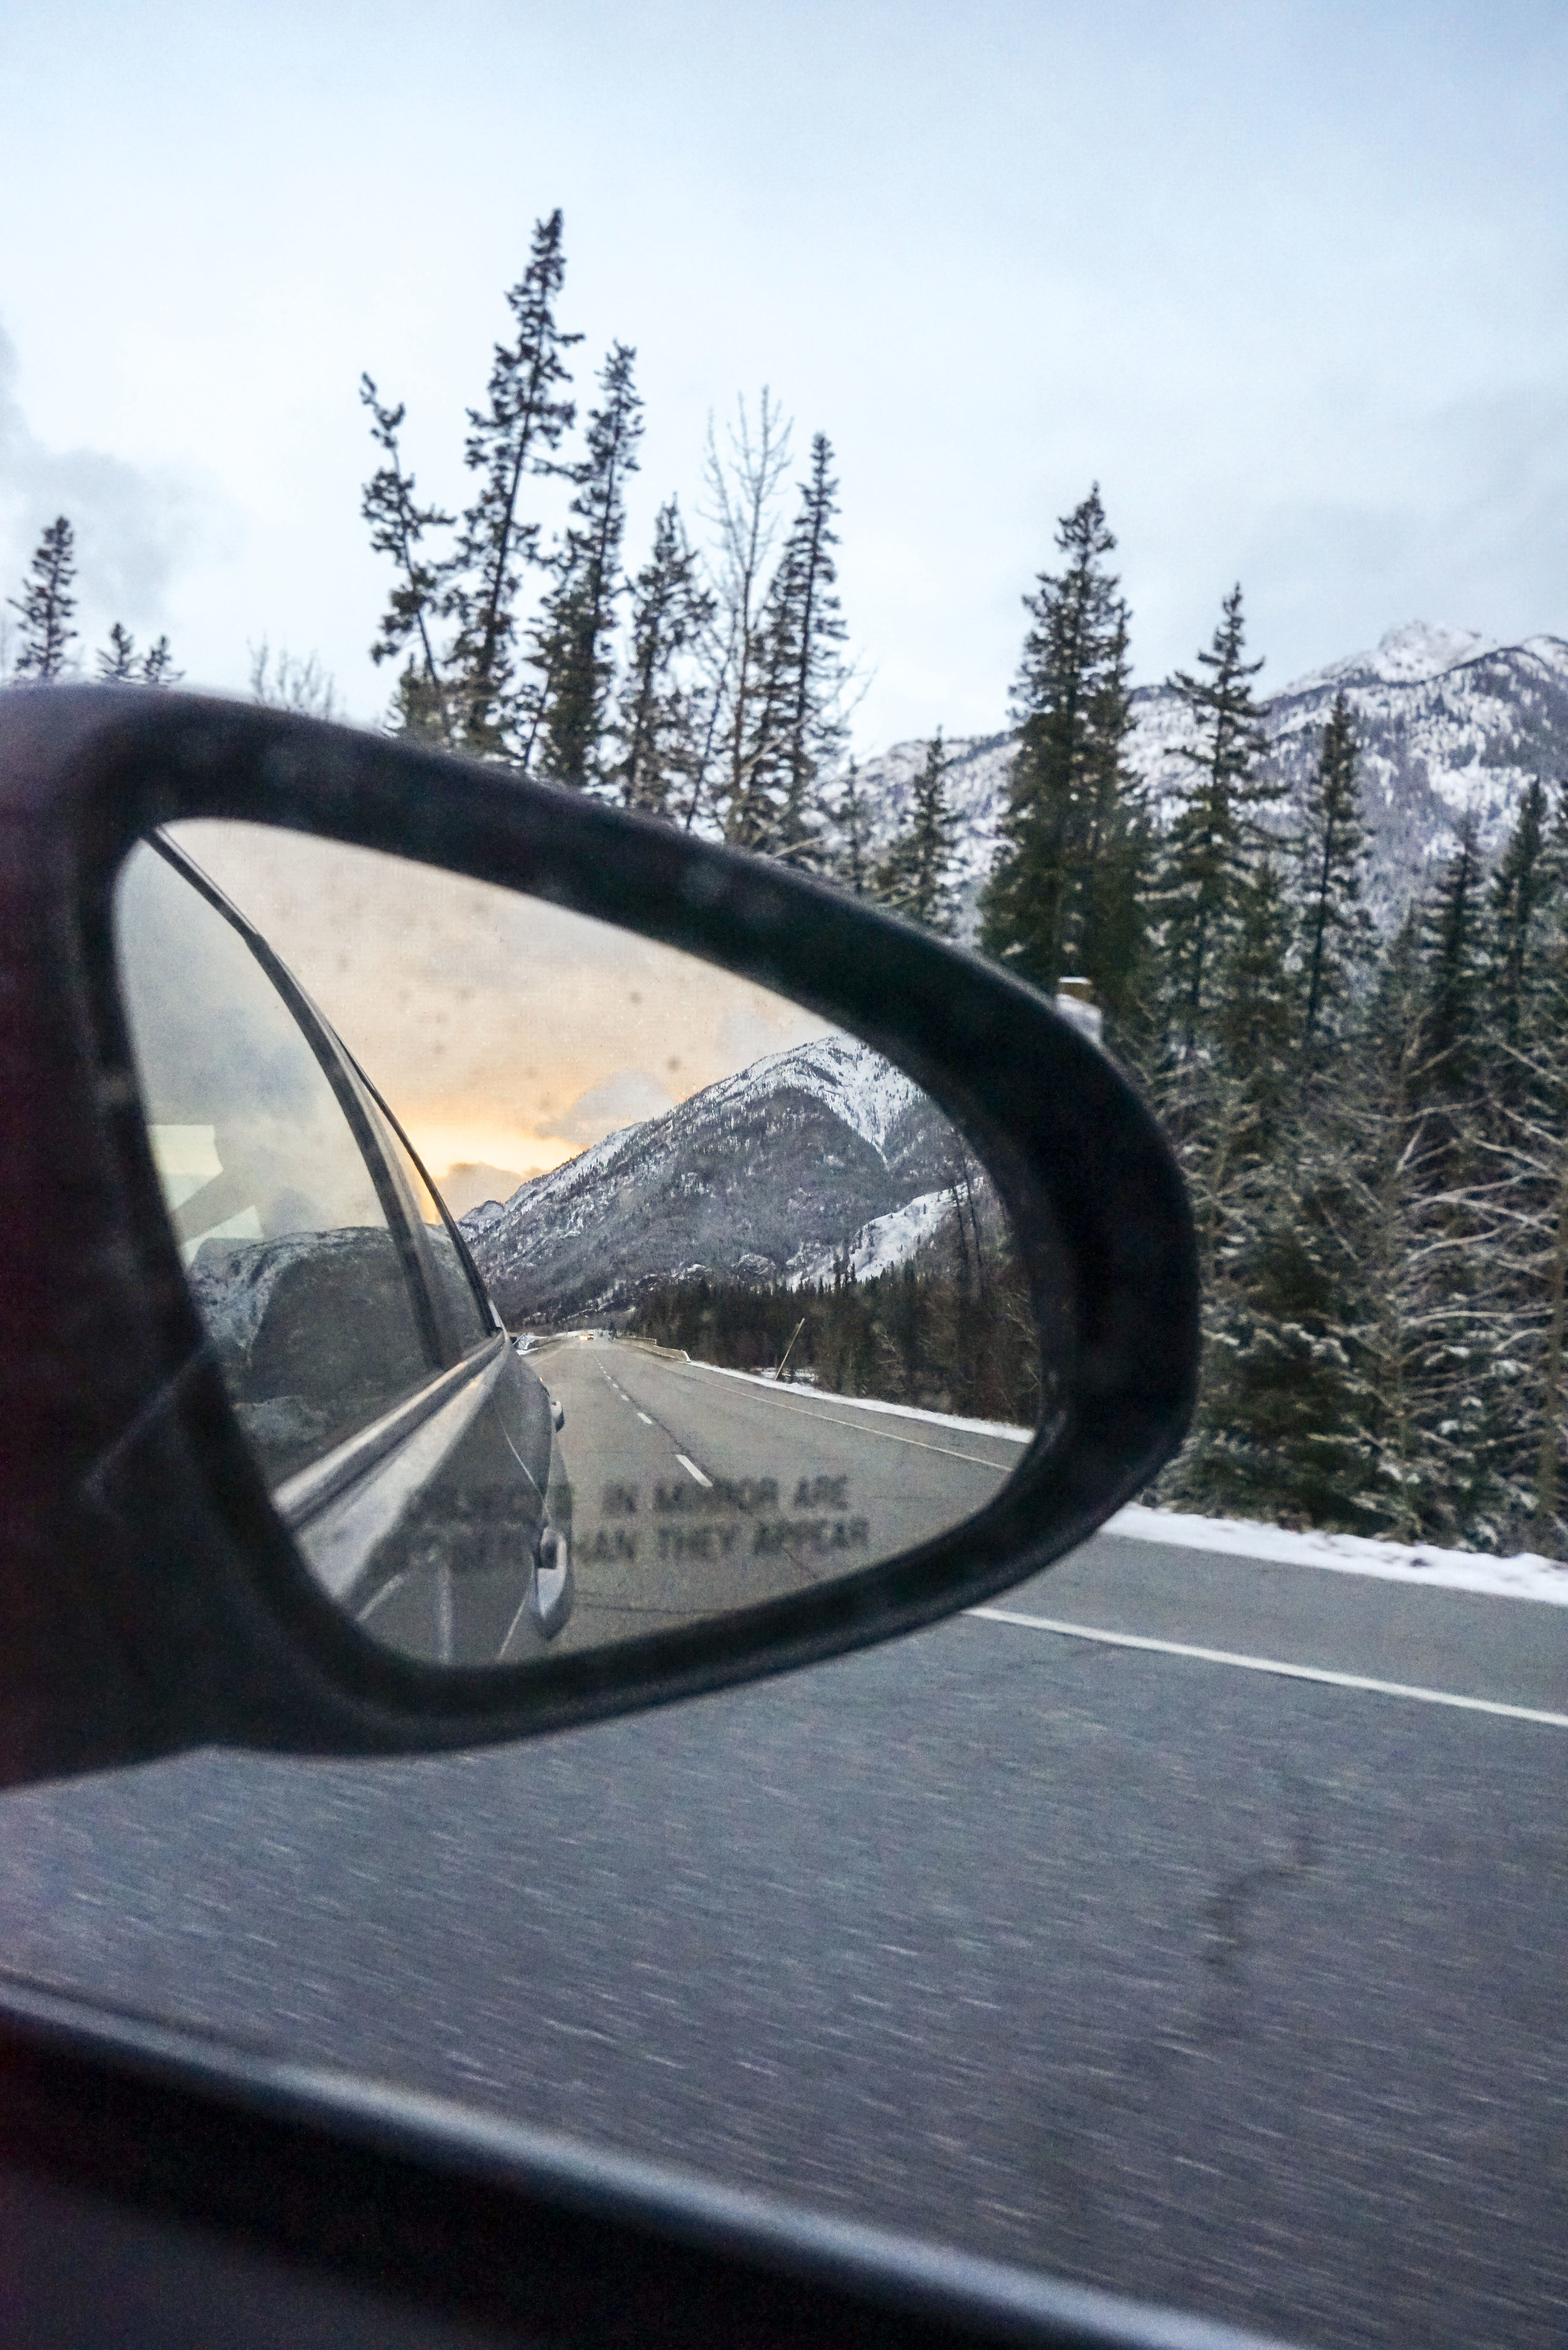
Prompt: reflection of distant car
<box><xmin>115</xmin><ymin>834</ymin><xmax>573</xmax><ymax>1666</ymax></box>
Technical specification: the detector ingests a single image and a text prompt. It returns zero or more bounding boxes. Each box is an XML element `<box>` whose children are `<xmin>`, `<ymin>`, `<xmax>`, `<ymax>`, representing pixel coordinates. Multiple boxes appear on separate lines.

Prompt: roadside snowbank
<box><xmin>688</xmin><ymin>1359</ymin><xmax>1035</xmax><ymax>1445</ymax></box>
<box><xmin>680</xmin><ymin>1351</ymin><xmax>1568</xmax><ymax>1602</ymax></box>
<box><xmin>1104</xmin><ymin>1504</ymin><xmax>1568</xmax><ymax>1605</ymax></box>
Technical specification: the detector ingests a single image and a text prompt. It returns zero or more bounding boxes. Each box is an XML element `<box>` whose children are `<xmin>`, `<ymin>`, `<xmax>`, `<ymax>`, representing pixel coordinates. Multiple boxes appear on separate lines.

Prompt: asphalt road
<box><xmin>1</xmin><ymin>1492</ymin><xmax>1566</xmax><ymax>2349</ymax></box>
<box><xmin>538</xmin><ymin>1335</ymin><xmax>1026</xmax><ymax>1644</ymax></box>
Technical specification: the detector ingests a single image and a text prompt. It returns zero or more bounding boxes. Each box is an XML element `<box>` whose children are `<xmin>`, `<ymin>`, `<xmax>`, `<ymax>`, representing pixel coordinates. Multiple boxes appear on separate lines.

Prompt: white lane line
<box><xmin>675</xmin><ymin>1454</ymin><xmax>712</xmax><ymax>1487</ymax></box>
<box><xmin>968</xmin><ymin>1607</ymin><xmax>1568</xmax><ymax>1728</ymax></box>
<box><xmin>636</xmin><ymin>1411</ymin><xmax>654</xmax><ymax>1425</ymax></box>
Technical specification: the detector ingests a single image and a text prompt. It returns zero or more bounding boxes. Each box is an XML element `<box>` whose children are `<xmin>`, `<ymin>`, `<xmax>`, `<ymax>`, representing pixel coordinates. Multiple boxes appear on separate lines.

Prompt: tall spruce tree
<box><xmin>9</xmin><ymin>516</ymin><xmax>77</xmax><ymax>680</ymax></box>
<box><xmin>530</xmin><ymin>343</ymin><xmax>642</xmax><ymax>787</ymax></box>
<box><xmin>447</xmin><ymin>211</ymin><xmax>580</xmax><ymax>754</ymax></box>
<box><xmin>1473</xmin><ymin>782</ymin><xmax>1568</xmax><ymax>1549</ymax></box>
<box><xmin>829</xmin><ymin>757</ymin><xmax>871</xmax><ymax>893</ymax></box>
<box><xmin>980</xmin><ymin>488</ymin><xmax>1144</xmax><ymax>1020</ymax></box>
<box><xmin>610</xmin><ymin>497</ymin><xmax>713</xmax><ymax>816</ymax></box>
<box><xmin>1414</xmin><ymin>805</ymin><xmax>1487</xmax><ymax>1117</ymax></box>
<box><xmin>728</xmin><ymin>433</ymin><xmax>848</xmax><ymax>863</ymax></box>
<box><xmin>359</xmin><ymin>376</ymin><xmax>455</xmax><ymax>739</ymax></box>
<box><xmin>1157</xmin><ymin>583</ymin><xmax>1281</xmax><ymax>1050</ymax></box>
<box><xmin>360</xmin><ymin>211</ymin><xmax>579</xmax><ymax>753</ymax></box>
<box><xmin>1357</xmin><ymin>832</ymin><xmax>1510</xmax><ymax>1546</ymax></box>
<box><xmin>1298</xmin><ymin>689</ymin><xmax>1371</xmax><ymax>1044</ymax></box>
<box><xmin>1487</xmin><ymin>775</ymin><xmax>1552</xmax><ymax>1053</ymax></box>
<box><xmin>872</xmin><ymin>732</ymin><xmax>958</xmax><ymax>932</ymax></box>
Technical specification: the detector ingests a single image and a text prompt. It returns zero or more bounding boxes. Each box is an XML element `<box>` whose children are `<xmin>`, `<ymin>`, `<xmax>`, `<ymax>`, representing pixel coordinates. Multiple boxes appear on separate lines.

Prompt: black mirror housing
<box><xmin>0</xmin><ymin>686</ymin><xmax>1197</xmax><ymax>1785</ymax></box>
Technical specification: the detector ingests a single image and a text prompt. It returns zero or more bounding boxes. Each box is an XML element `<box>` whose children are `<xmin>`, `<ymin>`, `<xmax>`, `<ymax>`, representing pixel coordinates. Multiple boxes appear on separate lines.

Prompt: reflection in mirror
<box><xmin>114</xmin><ymin>822</ymin><xmax>1049</xmax><ymax>1671</ymax></box>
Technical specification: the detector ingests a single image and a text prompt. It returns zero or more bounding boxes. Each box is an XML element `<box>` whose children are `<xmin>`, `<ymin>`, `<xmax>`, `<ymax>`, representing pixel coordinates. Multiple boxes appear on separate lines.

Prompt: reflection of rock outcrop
<box><xmin>465</xmin><ymin>1034</ymin><xmax>978</xmax><ymax>1329</ymax></box>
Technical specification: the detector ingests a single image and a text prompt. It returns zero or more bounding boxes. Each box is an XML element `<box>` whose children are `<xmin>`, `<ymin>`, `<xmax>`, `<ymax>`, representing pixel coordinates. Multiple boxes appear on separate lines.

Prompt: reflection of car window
<box><xmin>363</xmin><ymin>1095</ymin><xmax>492</xmax><ymax>1353</ymax></box>
<box><xmin>115</xmin><ymin>841</ymin><xmax>438</xmax><ymax>1483</ymax></box>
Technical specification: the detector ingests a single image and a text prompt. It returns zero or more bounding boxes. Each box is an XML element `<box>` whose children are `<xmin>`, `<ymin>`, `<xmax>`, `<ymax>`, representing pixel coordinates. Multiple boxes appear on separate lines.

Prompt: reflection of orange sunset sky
<box><xmin>173</xmin><ymin>822</ymin><xmax>831</xmax><ymax>1209</ymax></box>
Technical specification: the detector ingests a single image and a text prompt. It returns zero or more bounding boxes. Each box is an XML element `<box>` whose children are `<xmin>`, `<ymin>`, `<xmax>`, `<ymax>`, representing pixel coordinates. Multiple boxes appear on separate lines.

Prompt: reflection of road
<box><xmin>533</xmin><ymin>1336</ymin><xmax>1028</xmax><ymax>1646</ymax></box>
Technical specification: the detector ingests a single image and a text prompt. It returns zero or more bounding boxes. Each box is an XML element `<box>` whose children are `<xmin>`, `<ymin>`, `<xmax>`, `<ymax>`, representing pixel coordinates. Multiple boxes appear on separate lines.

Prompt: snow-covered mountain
<box><xmin>853</xmin><ymin>624</ymin><xmax>1568</xmax><ymax>937</ymax></box>
<box><xmin>466</xmin><ymin>1034</ymin><xmax>973</xmax><ymax>1327</ymax></box>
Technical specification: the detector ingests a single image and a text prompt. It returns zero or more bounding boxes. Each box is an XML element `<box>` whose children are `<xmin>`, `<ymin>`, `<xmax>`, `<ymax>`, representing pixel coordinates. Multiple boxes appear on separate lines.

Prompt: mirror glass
<box><xmin>114</xmin><ymin>821</ymin><xmax>1050</xmax><ymax>1669</ymax></box>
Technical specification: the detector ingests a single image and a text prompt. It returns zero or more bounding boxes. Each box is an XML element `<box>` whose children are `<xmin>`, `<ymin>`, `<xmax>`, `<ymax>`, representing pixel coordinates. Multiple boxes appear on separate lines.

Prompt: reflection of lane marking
<box><xmin>636</xmin><ymin>1411</ymin><xmax>654</xmax><ymax>1426</ymax></box>
<box><xmin>665</xmin><ymin>1373</ymin><xmax>1014</xmax><ymax>1472</ymax></box>
<box><xmin>968</xmin><ymin>1609</ymin><xmax>1568</xmax><ymax>1728</ymax></box>
<box><xmin>675</xmin><ymin>1454</ymin><xmax>712</xmax><ymax>1488</ymax></box>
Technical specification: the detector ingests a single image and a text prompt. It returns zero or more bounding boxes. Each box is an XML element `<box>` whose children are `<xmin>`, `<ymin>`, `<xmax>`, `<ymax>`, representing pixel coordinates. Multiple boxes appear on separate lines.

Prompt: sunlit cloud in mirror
<box><xmin>171</xmin><ymin>822</ymin><xmax>830</xmax><ymax>1204</ymax></box>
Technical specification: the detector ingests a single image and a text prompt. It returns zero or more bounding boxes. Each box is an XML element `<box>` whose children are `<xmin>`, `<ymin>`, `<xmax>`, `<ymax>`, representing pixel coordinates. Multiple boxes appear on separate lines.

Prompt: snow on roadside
<box><xmin>686</xmin><ymin>1359</ymin><xmax>1036</xmax><ymax>1444</ymax></box>
<box><xmin>1104</xmin><ymin>1504</ymin><xmax>1568</xmax><ymax>1605</ymax></box>
<box><xmin>652</xmin><ymin>1349</ymin><xmax>1568</xmax><ymax>1602</ymax></box>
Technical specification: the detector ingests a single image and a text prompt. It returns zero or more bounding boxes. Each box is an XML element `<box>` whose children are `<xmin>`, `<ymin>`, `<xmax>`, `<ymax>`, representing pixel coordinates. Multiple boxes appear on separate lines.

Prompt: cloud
<box><xmin>538</xmin><ymin>1068</ymin><xmax>675</xmax><ymax>1146</ymax></box>
<box><xmin>0</xmin><ymin>322</ymin><xmax>205</xmax><ymax>646</ymax></box>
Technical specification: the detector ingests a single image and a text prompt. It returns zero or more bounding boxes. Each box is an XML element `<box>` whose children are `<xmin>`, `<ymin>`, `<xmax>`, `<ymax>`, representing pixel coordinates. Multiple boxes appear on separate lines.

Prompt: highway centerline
<box><xmin>968</xmin><ymin>1607</ymin><xmax>1568</xmax><ymax>1728</ymax></box>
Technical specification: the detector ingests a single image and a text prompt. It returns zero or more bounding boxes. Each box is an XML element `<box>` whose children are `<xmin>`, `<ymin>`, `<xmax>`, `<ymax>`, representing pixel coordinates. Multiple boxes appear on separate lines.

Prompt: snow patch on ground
<box><xmin>1105</xmin><ymin>1504</ymin><xmax>1568</xmax><ymax>1604</ymax></box>
<box><xmin>687</xmin><ymin>1359</ymin><xmax>1036</xmax><ymax>1443</ymax></box>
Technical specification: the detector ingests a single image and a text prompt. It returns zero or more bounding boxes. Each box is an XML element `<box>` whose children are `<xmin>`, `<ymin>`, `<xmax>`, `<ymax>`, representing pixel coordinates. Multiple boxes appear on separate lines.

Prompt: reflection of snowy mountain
<box><xmin>465</xmin><ymin>1035</ymin><xmax>976</xmax><ymax>1327</ymax></box>
<box><xmin>846</xmin><ymin>624</ymin><xmax>1568</xmax><ymax>936</ymax></box>
<box><xmin>789</xmin><ymin>1189</ymin><xmax>954</xmax><ymax>1287</ymax></box>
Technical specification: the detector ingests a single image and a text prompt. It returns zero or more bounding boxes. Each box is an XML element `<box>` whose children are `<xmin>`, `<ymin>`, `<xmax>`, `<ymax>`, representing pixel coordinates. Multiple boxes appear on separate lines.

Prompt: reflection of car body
<box><xmin>117</xmin><ymin>834</ymin><xmax>573</xmax><ymax>1666</ymax></box>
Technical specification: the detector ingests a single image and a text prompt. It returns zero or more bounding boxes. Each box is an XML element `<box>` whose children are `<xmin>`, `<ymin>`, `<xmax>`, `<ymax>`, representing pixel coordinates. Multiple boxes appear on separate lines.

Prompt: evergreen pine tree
<box><xmin>1355</xmin><ymin>836</ymin><xmax>1510</xmax><ymax>1546</ymax></box>
<box><xmin>1414</xmin><ymin>805</ymin><xmax>1487</xmax><ymax>1118</ymax></box>
<box><xmin>98</xmin><ymin>622</ymin><xmax>138</xmax><ymax>681</ymax></box>
<box><xmin>9</xmin><ymin>516</ymin><xmax>77</xmax><ymax>680</ymax></box>
<box><xmin>980</xmin><ymin>488</ymin><xmax>1145</xmax><ymax>1021</ymax></box>
<box><xmin>531</xmin><ymin>342</ymin><xmax>643</xmax><ymax>787</ymax></box>
<box><xmin>872</xmin><ymin>731</ymin><xmax>958</xmax><ymax>932</ymax></box>
<box><xmin>359</xmin><ymin>211</ymin><xmax>579</xmax><ymax>753</ymax></box>
<box><xmin>728</xmin><ymin>434</ymin><xmax>848</xmax><ymax>863</ymax></box>
<box><xmin>1486</xmin><ymin>775</ymin><xmax>1552</xmax><ymax>1053</ymax></box>
<box><xmin>1471</xmin><ymin>782</ymin><xmax>1568</xmax><ymax>1548</ymax></box>
<box><xmin>610</xmin><ymin>497</ymin><xmax>713</xmax><ymax>816</ymax></box>
<box><xmin>829</xmin><ymin>758</ymin><xmax>871</xmax><ymax>893</ymax></box>
<box><xmin>447</xmin><ymin>211</ymin><xmax>580</xmax><ymax>755</ymax></box>
<box><xmin>1156</xmin><ymin>584</ymin><xmax>1281</xmax><ymax>1049</ymax></box>
<box><xmin>359</xmin><ymin>375</ymin><xmax>455</xmax><ymax>740</ymax></box>
<box><xmin>97</xmin><ymin>623</ymin><xmax>180</xmax><ymax>686</ymax></box>
<box><xmin>1298</xmin><ymin>689</ymin><xmax>1372</xmax><ymax>1044</ymax></box>
<box><xmin>139</xmin><ymin>635</ymin><xmax>178</xmax><ymax>687</ymax></box>
<box><xmin>1215</xmin><ymin>852</ymin><xmax>1298</xmax><ymax>1157</ymax></box>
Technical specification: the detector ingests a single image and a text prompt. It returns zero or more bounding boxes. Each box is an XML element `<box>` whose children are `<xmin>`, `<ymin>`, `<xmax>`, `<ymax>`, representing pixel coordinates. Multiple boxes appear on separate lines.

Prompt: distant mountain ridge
<box><xmin>467</xmin><ymin>1034</ymin><xmax>973</xmax><ymax>1326</ymax></box>
<box><xmin>851</xmin><ymin>622</ymin><xmax>1568</xmax><ymax>935</ymax></box>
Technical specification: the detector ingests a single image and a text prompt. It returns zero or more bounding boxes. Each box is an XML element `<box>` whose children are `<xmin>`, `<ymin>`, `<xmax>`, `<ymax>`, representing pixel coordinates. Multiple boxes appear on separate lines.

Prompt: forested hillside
<box><xmin>8</xmin><ymin>212</ymin><xmax>1564</xmax><ymax>1557</ymax></box>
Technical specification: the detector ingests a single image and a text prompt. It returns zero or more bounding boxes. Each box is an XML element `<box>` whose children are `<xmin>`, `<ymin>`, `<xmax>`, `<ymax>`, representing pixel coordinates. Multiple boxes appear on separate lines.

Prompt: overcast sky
<box><xmin>172</xmin><ymin>825</ymin><xmax>829</xmax><ymax>1190</ymax></box>
<box><xmin>3</xmin><ymin>1</ymin><xmax>1565</xmax><ymax>751</ymax></box>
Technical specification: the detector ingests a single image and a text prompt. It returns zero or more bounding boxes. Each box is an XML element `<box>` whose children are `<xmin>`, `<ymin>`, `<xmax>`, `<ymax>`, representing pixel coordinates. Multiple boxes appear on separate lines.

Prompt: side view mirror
<box><xmin>0</xmin><ymin>688</ymin><xmax>1197</xmax><ymax>1787</ymax></box>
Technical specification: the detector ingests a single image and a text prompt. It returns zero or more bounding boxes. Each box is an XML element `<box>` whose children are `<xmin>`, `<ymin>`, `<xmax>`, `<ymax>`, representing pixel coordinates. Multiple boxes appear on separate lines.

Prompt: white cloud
<box><xmin>538</xmin><ymin>1069</ymin><xmax>675</xmax><ymax>1145</ymax></box>
<box><xmin>0</xmin><ymin>322</ymin><xmax>206</xmax><ymax>656</ymax></box>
